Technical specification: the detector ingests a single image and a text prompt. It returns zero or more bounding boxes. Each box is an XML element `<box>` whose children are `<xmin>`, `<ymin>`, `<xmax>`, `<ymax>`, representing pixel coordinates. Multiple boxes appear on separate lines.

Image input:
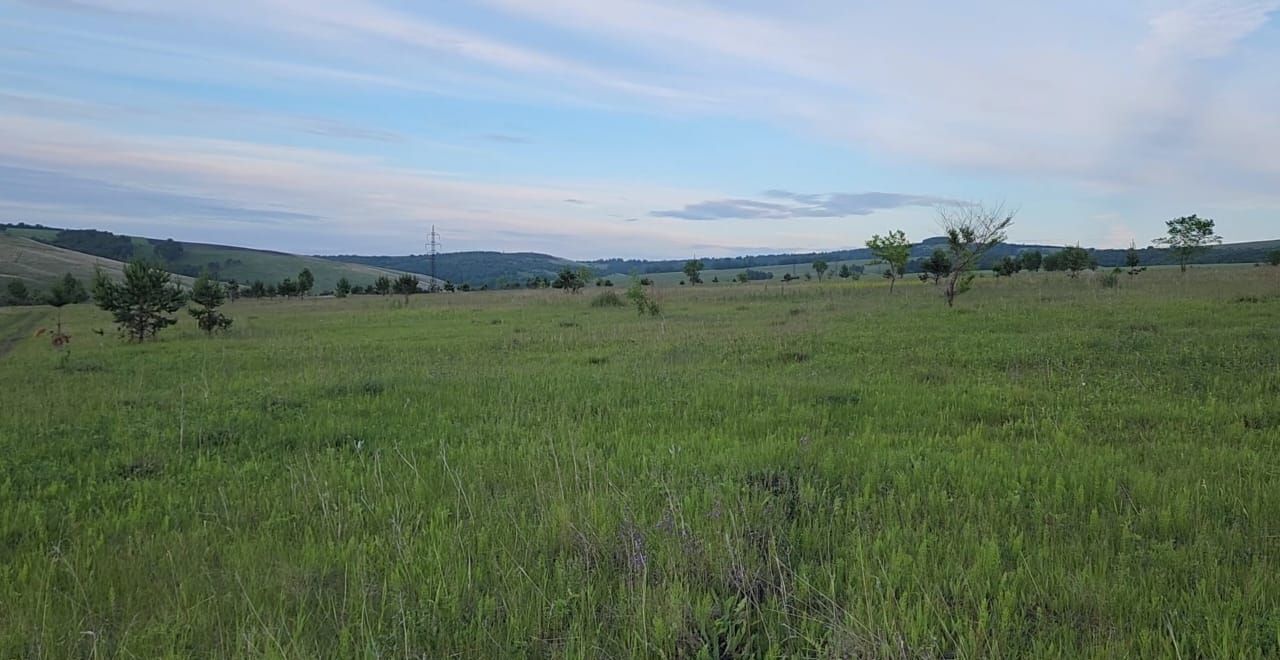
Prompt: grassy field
<box><xmin>1</xmin><ymin>268</ymin><xmax>1277</xmax><ymax>657</ymax></box>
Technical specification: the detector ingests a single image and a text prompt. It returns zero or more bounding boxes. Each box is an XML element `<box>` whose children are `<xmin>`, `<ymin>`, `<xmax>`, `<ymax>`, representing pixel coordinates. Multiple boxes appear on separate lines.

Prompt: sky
<box><xmin>0</xmin><ymin>1</ymin><xmax>1277</xmax><ymax>259</ymax></box>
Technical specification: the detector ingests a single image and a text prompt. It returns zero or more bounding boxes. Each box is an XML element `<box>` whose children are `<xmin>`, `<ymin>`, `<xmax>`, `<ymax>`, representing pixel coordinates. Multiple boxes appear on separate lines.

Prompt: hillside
<box><xmin>2</xmin><ymin>224</ymin><xmax>421</xmax><ymax>292</ymax></box>
<box><xmin>325</xmin><ymin>251</ymin><xmax>582</xmax><ymax>287</ymax></box>
<box><xmin>0</xmin><ymin>233</ymin><xmax>199</xmax><ymax>291</ymax></box>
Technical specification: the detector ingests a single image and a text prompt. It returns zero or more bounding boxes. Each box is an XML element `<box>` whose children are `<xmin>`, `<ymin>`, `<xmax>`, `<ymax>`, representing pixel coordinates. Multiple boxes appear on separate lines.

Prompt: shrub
<box><xmin>590</xmin><ymin>291</ymin><xmax>625</xmax><ymax>308</ymax></box>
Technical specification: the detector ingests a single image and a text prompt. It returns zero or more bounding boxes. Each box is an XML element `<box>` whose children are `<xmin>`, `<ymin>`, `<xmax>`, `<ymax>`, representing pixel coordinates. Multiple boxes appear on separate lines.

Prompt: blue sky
<box><xmin>1</xmin><ymin>0</ymin><xmax>1277</xmax><ymax>258</ymax></box>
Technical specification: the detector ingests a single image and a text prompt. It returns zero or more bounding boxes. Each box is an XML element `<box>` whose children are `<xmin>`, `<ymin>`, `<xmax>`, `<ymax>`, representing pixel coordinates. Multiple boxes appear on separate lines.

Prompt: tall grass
<box><xmin>1</xmin><ymin>268</ymin><xmax>1277</xmax><ymax>656</ymax></box>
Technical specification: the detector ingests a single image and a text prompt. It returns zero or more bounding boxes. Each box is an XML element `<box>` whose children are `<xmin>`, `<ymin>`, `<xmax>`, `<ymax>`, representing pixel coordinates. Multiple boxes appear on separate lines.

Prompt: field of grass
<box><xmin>1</xmin><ymin>268</ymin><xmax>1278</xmax><ymax>656</ymax></box>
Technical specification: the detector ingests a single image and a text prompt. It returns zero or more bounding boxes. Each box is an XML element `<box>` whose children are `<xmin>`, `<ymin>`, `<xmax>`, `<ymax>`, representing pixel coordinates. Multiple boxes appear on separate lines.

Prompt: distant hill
<box><xmin>325</xmin><ymin>251</ymin><xmax>582</xmax><ymax>287</ymax></box>
<box><xmin>0</xmin><ymin>233</ymin><xmax>195</xmax><ymax>289</ymax></box>
<box><xmin>1</xmin><ymin>224</ymin><xmax>420</xmax><ymax>293</ymax></box>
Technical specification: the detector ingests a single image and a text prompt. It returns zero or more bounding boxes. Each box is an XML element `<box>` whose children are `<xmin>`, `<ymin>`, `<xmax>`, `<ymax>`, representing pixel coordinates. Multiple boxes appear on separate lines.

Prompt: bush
<box><xmin>1100</xmin><ymin>268</ymin><xmax>1122</xmax><ymax>289</ymax></box>
<box><xmin>590</xmin><ymin>291</ymin><xmax>625</xmax><ymax>308</ymax></box>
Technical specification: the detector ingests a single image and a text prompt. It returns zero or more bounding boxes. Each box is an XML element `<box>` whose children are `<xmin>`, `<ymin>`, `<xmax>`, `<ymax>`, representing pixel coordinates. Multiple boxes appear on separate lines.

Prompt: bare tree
<box><xmin>937</xmin><ymin>202</ymin><xmax>1016</xmax><ymax>307</ymax></box>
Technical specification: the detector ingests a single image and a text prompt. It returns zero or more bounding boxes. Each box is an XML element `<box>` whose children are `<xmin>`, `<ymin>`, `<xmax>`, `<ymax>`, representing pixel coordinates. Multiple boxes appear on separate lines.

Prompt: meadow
<box><xmin>1</xmin><ymin>268</ymin><xmax>1277</xmax><ymax>657</ymax></box>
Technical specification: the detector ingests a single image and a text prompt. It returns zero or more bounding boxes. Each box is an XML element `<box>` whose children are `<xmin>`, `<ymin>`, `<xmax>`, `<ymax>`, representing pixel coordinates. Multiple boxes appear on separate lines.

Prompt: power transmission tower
<box><xmin>426</xmin><ymin>225</ymin><xmax>441</xmax><ymax>292</ymax></box>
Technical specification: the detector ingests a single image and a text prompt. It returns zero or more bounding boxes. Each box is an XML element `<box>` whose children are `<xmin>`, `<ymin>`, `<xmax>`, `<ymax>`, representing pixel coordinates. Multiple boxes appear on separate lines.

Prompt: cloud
<box><xmin>478</xmin><ymin>133</ymin><xmax>533</xmax><ymax>144</ymax></box>
<box><xmin>653</xmin><ymin>190</ymin><xmax>962</xmax><ymax>221</ymax></box>
<box><xmin>0</xmin><ymin>164</ymin><xmax>319</xmax><ymax>223</ymax></box>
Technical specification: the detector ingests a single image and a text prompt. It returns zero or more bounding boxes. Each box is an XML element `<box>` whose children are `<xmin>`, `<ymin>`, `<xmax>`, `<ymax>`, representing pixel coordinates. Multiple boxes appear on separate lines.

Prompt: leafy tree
<box><xmin>552</xmin><ymin>267</ymin><xmax>590</xmax><ymax>294</ymax></box>
<box><xmin>919</xmin><ymin>248</ymin><xmax>952</xmax><ymax>285</ymax></box>
<box><xmin>1268</xmin><ymin>249</ymin><xmax>1280</xmax><ymax>267</ymax></box>
<box><xmin>837</xmin><ymin>264</ymin><xmax>852</xmax><ymax>279</ymax></box>
<box><xmin>373</xmin><ymin>275</ymin><xmax>392</xmax><ymax>296</ymax></box>
<box><xmin>1154</xmin><ymin>215</ymin><xmax>1222</xmax><ymax>272</ymax></box>
<box><xmin>782</xmin><ymin>273</ymin><xmax>798</xmax><ymax>282</ymax></box>
<box><xmin>45</xmin><ymin>273</ymin><xmax>89</xmax><ymax>307</ymax></box>
<box><xmin>5</xmin><ymin>280</ymin><xmax>32</xmax><ymax>305</ymax></box>
<box><xmin>866</xmin><ymin>230</ymin><xmax>911</xmax><ymax>293</ymax></box>
<box><xmin>278</xmin><ymin>278</ymin><xmax>298</xmax><ymax>298</ymax></box>
<box><xmin>443</xmin><ymin>281</ymin><xmax>456</xmax><ymax>292</ymax></box>
<box><xmin>392</xmin><ymin>274</ymin><xmax>420</xmax><ymax>304</ymax></box>
<box><xmin>683</xmin><ymin>259</ymin><xmax>705</xmax><ymax>285</ymax></box>
<box><xmin>188</xmin><ymin>272</ymin><xmax>233</xmax><ymax>335</ymax></box>
<box><xmin>711</xmin><ymin>276</ymin><xmax>720</xmax><ymax>283</ymax></box>
<box><xmin>335</xmin><ymin>277</ymin><xmax>352</xmax><ymax>298</ymax></box>
<box><xmin>1019</xmin><ymin>250</ymin><xmax>1043</xmax><ymax>272</ymax></box>
<box><xmin>226</xmin><ymin>279</ymin><xmax>241</xmax><ymax>301</ymax></box>
<box><xmin>297</xmin><ymin>268</ymin><xmax>315</xmax><ymax>298</ymax></box>
<box><xmin>992</xmin><ymin>256</ymin><xmax>1021</xmax><ymax>278</ymax></box>
<box><xmin>92</xmin><ymin>260</ymin><xmax>187</xmax><ymax>342</ymax></box>
<box><xmin>1125</xmin><ymin>242</ymin><xmax>1146</xmax><ymax>276</ymax></box>
<box><xmin>248</xmin><ymin>280</ymin><xmax>267</xmax><ymax>298</ymax></box>
<box><xmin>937</xmin><ymin>203</ymin><xmax>1015</xmax><ymax>307</ymax></box>
<box><xmin>460</xmin><ymin>283</ymin><xmax>472</xmax><ymax>292</ymax></box>
<box><xmin>265</xmin><ymin>283</ymin><xmax>277</xmax><ymax>297</ymax></box>
<box><xmin>1060</xmin><ymin>245</ymin><xmax>1092</xmax><ymax>278</ymax></box>
<box><xmin>812</xmin><ymin>259</ymin><xmax>829</xmax><ymax>280</ymax></box>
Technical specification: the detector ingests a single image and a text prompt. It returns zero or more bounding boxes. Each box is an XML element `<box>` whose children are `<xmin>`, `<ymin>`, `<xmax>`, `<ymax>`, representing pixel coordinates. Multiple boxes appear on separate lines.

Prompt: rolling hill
<box><xmin>325</xmin><ymin>251</ymin><xmax>582</xmax><ymax>288</ymax></box>
<box><xmin>1</xmin><ymin>224</ymin><xmax>423</xmax><ymax>293</ymax></box>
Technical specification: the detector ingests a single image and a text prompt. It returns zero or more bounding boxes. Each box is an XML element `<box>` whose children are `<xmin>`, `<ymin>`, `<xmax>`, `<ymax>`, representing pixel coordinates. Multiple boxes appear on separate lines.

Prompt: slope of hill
<box><xmin>325</xmin><ymin>251</ymin><xmax>582</xmax><ymax>287</ymax></box>
<box><xmin>2</xmin><ymin>224</ymin><xmax>421</xmax><ymax>292</ymax></box>
<box><xmin>0</xmin><ymin>233</ymin><xmax>137</xmax><ymax>288</ymax></box>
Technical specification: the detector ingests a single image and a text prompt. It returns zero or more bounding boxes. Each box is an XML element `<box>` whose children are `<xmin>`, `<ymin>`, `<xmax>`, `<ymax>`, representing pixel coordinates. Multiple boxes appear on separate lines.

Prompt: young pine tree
<box><xmin>188</xmin><ymin>272</ymin><xmax>233</xmax><ymax>335</ymax></box>
<box><xmin>92</xmin><ymin>260</ymin><xmax>187</xmax><ymax>342</ymax></box>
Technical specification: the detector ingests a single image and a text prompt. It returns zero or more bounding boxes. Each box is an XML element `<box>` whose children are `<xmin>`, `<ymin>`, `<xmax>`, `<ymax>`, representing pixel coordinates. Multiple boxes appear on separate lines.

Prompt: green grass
<box><xmin>1</xmin><ymin>269</ymin><xmax>1278</xmax><ymax>656</ymax></box>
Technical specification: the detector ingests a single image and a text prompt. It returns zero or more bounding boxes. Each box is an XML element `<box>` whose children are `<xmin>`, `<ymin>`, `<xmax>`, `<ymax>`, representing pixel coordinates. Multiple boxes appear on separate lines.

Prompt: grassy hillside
<box><xmin>326</xmin><ymin>251</ymin><xmax>581</xmax><ymax>287</ymax></box>
<box><xmin>2</xmin><ymin>267</ymin><xmax>1277</xmax><ymax>656</ymax></box>
<box><xmin>0</xmin><ymin>233</ymin><xmax>132</xmax><ymax>287</ymax></box>
<box><xmin>2</xmin><ymin>224</ymin><xmax>420</xmax><ymax>292</ymax></box>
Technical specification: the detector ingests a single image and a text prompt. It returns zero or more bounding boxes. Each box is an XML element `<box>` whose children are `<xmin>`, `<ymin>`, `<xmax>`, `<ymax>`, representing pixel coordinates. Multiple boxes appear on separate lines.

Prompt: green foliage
<box><xmin>1267</xmin><ymin>249</ymin><xmax>1280</xmax><ymax>267</ymax></box>
<box><xmin>91</xmin><ymin>260</ymin><xmax>187</xmax><ymax>342</ymax></box>
<box><xmin>392</xmin><ymin>274</ymin><xmax>420</xmax><ymax>304</ymax></box>
<box><xmin>373</xmin><ymin>275</ymin><xmax>392</xmax><ymax>296</ymax></box>
<box><xmin>334</xmin><ymin>277</ymin><xmax>352</xmax><ymax>298</ymax></box>
<box><xmin>52</xmin><ymin>228</ymin><xmax>135</xmax><ymax>261</ymax></box>
<box><xmin>682</xmin><ymin>259</ymin><xmax>705</xmax><ymax>285</ymax></box>
<box><xmin>1059</xmin><ymin>246</ymin><xmax>1093</xmax><ymax>278</ymax></box>
<box><xmin>553</xmin><ymin>267</ymin><xmax>591</xmax><ymax>294</ymax></box>
<box><xmin>992</xmin><ymin>256</ymin><xmax>1022</xmax><ymax>278</ymax></box>
<box><xmin>866</xmin><ymin>230</ymin><xmax>911</xmax><ymax>292</ymax></box>
<box><xmin>1019</xmin><ymin>250</ymin><xmax>1043</xmax><ymax>272</ymax></box>
<box><xmin>590</xmin><ymin>291</ymin><xmax>625</xmax><ymax>308</ymax></box>
<box><xmin>45</xmin><ymin>273</ymin><xmax>89</xmax><ymax>308</ymax></box>
<box><xmin>188</xmin><ymin>272</ymin><xmax>233</xmax><ymax>335</ymax></box>
<box><xmin>297</xmin><ymin>268</ymin><xmax>315</xmax><ymax>298</ymax></box>
<box><xmin>5</xmin><ymin>279</ymin><xmax>32</xmax><ymax>305</ymax></box>
<box><xmin>811</xmin><ymin>259</ymin><xmax>829</xmax><ymax>280</ymax></box>
<box><xmin>624</xmin><ymin>278</ymin><xmax>661</xmax><ymax>316</ymax></box>
<box><xmin>1154</xmin><ymin>215</ymin><xmax>1222</xmax><ymax>272</ymax></box>
<box><xmin>150</xmin><ymin>238</ymin><xmax>185</xmax><ymax>264</ymax></box>
<box><xmin>919</xmin><ymin>248</ymin><xmax>952</xmax><ymax>285</ymax></box>
<box><xmin>1101</xmin><ymin>268</ymin><xmax>1122</xmax><ymax>289</ymax></box>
